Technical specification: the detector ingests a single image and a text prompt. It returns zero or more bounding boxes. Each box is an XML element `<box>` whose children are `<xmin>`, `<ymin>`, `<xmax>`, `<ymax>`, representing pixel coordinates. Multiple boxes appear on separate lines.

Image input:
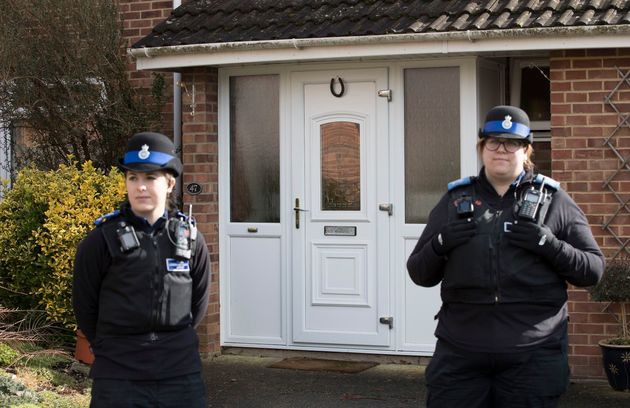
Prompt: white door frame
<box><xmin>218</xmin><ymin>58</ymin><xmax>480</xmax><ymax>355</ymax></box>
<box><xmin>290</xmin><ymin>68</ymin><xmax>391</xmax><ymax>348</ymax></box>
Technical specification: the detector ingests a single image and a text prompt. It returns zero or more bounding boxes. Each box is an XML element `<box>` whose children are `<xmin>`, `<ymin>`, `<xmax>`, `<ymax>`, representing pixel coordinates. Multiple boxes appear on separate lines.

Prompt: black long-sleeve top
<box><xmin>407</xmin><ymin>169</ymin><xmax>604</xmax><ymax>353</ymax></box>
<box><xmin>73</xmin><ymin>206</ymin><xmax>211</xmax><ymax>379</ymax></box>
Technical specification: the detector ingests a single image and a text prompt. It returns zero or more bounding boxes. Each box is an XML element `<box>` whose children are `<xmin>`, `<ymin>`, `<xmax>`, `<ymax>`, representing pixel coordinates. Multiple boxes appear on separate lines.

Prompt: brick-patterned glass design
<box><xmin>320</xmin><ymin>122</ymin><xmax>360</xmax><ymax>211</ymax></box>
<box><xmin>602</xmin><ymin>68</ymin><xmax>630</xmax><ymax>259</ymax></box>
<box><xmin>404</xmin><ymin>67</ymin><xmax>460</xmax><ymax>224</ymax></box>
<box><xmin>229</xmin><ymin>75</ymin><xmax>280</xmax><ymax>222</ymax></box>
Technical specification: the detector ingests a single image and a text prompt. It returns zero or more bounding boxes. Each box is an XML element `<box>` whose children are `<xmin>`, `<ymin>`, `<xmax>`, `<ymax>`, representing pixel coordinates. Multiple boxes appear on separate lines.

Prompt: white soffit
<box><xmin>130</xmin><ymin>26</ymin><xmax>630</xmax><ymax>70</ymax></box>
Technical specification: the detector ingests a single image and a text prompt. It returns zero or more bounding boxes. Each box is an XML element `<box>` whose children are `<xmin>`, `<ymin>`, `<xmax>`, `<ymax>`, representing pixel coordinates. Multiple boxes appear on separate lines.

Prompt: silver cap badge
<box><xmin>138</xmin><ymin>144</ymin><xmax>151</xmax><ymax>160</ymax></box>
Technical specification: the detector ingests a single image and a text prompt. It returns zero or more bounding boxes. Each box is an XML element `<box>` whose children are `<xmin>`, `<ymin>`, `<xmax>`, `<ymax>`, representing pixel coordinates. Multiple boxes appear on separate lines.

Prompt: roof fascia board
<box><xmin>131</xmin><ymin>26</ymin><xmax>630</xmax><ymax>70</ymax></box>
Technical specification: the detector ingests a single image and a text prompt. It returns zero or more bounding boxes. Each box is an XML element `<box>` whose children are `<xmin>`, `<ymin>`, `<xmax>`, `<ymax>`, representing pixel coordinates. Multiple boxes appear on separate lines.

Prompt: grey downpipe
<box><xmin>173</xmin><ymin>0</ymin><xmax>183</xmax><ymax>199</ymax></box>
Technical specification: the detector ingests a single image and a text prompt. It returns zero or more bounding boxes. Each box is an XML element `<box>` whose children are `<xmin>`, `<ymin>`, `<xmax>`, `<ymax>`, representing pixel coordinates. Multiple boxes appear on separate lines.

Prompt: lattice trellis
<box><xmin>602</xmin><ymin>67</ymin><xmax>630</xmax><ymax>260</ymax></box>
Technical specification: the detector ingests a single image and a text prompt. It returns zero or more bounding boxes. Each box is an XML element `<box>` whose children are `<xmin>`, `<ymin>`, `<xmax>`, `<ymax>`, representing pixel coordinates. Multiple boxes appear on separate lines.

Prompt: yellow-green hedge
<box><xmin>0</xmin><ymin>161</ymin><xmax>125</xmax><ymax>327</ymax></box>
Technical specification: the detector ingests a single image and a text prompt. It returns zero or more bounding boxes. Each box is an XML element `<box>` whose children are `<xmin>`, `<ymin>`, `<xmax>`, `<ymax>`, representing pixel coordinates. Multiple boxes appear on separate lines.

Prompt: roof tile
<box><xmin>132</xmin><ymin>0</ymin><xmax>630</xmax><ymax>48</ymax></box>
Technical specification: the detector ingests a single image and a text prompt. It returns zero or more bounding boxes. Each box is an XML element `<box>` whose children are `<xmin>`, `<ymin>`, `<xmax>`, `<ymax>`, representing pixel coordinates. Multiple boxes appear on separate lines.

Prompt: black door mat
<box><xmin>268</xmin><ymin>357</ymin><xmax>378</xmax><ymax>373</ymax></box>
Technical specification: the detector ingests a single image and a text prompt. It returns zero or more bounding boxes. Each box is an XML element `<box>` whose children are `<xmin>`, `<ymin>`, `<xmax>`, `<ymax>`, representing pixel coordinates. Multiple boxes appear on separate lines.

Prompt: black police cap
<box><xmin>117</xmin><ymin>132</ymin><xmax>183</xmax><ymax>177</ymax></box>
<box><xmin>479</xmin><ymin>105</ymin><xmax>533</xmax><ymax>144</ymax></box>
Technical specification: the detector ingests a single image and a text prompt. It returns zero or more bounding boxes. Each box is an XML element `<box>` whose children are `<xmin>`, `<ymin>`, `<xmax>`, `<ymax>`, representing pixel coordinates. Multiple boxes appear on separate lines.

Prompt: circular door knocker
<box><xmin>330</xmin><ymin>77</ymin><xmax>345</xmax><ymax>98</ymax></box>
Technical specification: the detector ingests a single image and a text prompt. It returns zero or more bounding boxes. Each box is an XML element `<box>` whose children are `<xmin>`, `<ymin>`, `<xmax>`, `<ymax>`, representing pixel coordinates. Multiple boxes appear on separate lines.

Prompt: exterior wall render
<box><xmin>550</xmin><ymin>48</ymin><xmax>630</xmax><ymax>379</ymax></box>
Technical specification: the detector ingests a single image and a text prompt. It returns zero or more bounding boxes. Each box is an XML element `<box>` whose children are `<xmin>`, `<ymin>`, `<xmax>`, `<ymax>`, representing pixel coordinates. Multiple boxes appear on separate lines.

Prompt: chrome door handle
<box><xmin>379</xmin><ymin>203</ymin><xmax>393</xmax><ymax>216</ymax></box>
<box><xmin>294</xmin><ymin>198</ymin><xmax>308</xmax><ymax>229</ymax></box>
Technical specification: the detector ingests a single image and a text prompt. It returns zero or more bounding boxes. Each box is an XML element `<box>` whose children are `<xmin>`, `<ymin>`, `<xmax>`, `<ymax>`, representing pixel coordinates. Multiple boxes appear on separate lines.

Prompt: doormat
<box><xmin>268</xmin><ymin>357</ymin><xmax>378</xmax><ymax>374</ymax></box>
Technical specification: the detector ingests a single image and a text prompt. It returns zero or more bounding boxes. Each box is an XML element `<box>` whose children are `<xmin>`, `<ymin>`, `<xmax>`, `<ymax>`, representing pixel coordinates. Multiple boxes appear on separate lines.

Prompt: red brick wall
<box><xmin>550</xmin><ymin>48</ymin><xmax>630</xmax><ymax>378</ymax></box>
<box><xmin>118</xmin><ymin>1</ymin><xmax>220</xmax><ymax>354</ymax></box>
<box><xmin>119</xmin><ymin>1</ymin><xmax>177</xmax><ymax>135</ymax></box>
<box><xmin>180</xmin><ymin>68</ymin><xmax>220</xmax><ymax>354</ymax></box>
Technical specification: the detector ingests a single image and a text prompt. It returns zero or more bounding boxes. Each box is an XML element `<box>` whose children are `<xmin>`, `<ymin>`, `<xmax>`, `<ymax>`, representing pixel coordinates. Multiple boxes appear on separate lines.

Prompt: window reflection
<box><xmin>520</xmin><ymin>66</ymin><xmax>550</xmax><ymax>122</ymax></box>
<box><xmin>320</xmin><ymin>122</ymin><xmax>360</xmax><ymax>211</ymax></box>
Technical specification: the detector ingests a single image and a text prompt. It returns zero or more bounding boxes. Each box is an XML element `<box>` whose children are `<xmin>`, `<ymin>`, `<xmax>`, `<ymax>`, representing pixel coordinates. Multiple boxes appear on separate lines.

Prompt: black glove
<box><xmin>431</xmin><ymin>218</ymin><xmax>476</xmax><ymax>256</ymax></box>
<box><xmin>507</xmin><ymin>220</ymin><xmax>562</xmax><ymax>260</ymax></box>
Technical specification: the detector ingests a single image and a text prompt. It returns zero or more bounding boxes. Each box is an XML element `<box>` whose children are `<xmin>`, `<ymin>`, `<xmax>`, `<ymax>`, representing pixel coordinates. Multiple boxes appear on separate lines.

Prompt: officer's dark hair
<box><xmin>165</xmin><ymin>172</ymin><xmax>179</xmax><ymax>211</ymax></box>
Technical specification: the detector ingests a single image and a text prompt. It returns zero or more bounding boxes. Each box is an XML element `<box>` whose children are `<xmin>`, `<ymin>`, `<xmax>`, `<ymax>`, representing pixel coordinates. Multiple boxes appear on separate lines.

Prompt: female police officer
<box><xmin>73</xmin><ymin>132</ymin><xmax>210</xmax><ymax>407</ymax></box>
<box><xmin>407</xmin><ymin>106</ymin><xmax>604</xmax><ymax>408</ymax></box>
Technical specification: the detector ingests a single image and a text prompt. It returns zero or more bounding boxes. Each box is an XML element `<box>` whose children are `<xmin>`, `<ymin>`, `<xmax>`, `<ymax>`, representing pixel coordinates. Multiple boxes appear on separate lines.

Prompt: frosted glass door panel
<box><xmin>230</xmin><ymin>75</ymin><xmax>280</xmax><ymax>223</ymax></box>
<box><xmin>404</xmin><ymin>67</ymin><xmax>460</xmax><ymax>224</ymax></box>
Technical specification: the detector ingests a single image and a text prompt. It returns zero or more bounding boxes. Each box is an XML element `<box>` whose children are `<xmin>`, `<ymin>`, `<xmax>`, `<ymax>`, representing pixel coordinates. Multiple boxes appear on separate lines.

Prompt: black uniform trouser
<box><xmin>90</xmin><ymin>372</ymin><xmax>206</xmax><ymax>408</ymax></box>
<box><xmin>425</xmin><ymin>336</ymin><xmax>569</xmax><ymax>408</ymax></box>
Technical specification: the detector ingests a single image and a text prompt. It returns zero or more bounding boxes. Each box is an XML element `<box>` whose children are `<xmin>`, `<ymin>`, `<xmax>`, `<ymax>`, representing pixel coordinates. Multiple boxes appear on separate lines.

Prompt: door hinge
<box><xmin>377</xmin><ymin>89</ymin><xmax>392</xmax><ymax>102</ymax></box>
<box><xmin>379</xmin><ymin>316</ymin><xmax>393</xmax><ymax>329</ymax></box>
<box><xmin>378</xmin><ymin>203</ymin><xmax>393</xmax><ymax>216</ymax></box>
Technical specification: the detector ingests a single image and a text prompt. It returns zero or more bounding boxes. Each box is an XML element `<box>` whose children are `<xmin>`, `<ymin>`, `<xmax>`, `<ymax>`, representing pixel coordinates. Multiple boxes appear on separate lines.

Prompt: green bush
<box><xmin>0</xmin><ymin>343</ymin><xmax>19</xmax><ymax>366</ymax></box>
<box><xmin>0</xmin><ymin>161</ymin><xmax>125</xmax><ymax>327</ymax></box>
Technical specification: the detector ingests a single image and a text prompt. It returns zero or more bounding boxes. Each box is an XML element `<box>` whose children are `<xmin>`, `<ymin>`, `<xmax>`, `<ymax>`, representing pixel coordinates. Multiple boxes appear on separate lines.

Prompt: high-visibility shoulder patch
<box><xmin>94</xmin><ymin>210</ymin><xmax>121</xmax><ymax>226</ymax></box>
<box><xmin>533</xmin><ymin>174</ymin><xmax>560</xmax><ymax>191</ymax></box>
<box><xmin>447</xmin><ymin>176</ymin><xmax>474</xmax><ymax>192</ymax></box>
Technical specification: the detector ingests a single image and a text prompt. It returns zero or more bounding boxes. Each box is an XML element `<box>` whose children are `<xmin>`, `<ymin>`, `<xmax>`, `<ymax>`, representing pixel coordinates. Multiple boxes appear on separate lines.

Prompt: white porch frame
<box><xmin>218</xmin><ymin>57</ymin><xmax>483</xmax><ymax>356</ymax></box>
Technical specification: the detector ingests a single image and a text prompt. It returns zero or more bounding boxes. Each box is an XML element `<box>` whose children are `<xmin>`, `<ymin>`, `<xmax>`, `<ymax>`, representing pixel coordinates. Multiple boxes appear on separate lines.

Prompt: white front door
<box><xmin>291</xmin><ymin>68</ymin><xmax>390</xmax><ymax>347</ymax></box>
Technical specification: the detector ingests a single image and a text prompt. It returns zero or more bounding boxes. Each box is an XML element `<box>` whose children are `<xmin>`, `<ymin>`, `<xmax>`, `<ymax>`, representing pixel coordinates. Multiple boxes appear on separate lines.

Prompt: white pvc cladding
<box><xmin>130</xmin><ymin>25</ymin><xmax>630</xmax><ymax>70</ymax></box>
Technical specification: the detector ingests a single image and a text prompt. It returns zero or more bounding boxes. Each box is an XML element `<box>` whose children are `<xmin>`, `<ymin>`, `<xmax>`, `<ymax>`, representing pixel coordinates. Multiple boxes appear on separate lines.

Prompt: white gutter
<box><xmin>130</xmin><ymin>24</ymin><xmax>630</xmax><ymax>70</ymax></box>
<box><xmin>172</xmin><ymin>0</ymin><xmax>182</xmax><ymax>198</ymax></box>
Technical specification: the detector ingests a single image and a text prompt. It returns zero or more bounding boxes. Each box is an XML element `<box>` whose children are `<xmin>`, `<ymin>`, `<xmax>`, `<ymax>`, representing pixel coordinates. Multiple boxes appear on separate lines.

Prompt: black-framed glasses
<box><xmin>484</xmin><ymin>138</ymin><xmax>526</xmax><ymax>153</ymax></box>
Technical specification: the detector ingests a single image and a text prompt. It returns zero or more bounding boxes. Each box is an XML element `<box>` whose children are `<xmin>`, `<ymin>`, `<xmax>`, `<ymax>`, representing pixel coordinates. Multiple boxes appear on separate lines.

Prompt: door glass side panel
<box><xmin>320</xmin><ymin>121</ymin><xmax>360</xmax><ymax>211</ymax></box>
<box><xmin>404</xmin><ymin>67</ymin><xmax>460</xmax><ymax>224</ymax></box>
<box><xmin>229</xmin><ymin>75</ymin><xmax>280</xmax><ymax>223</ymax></box>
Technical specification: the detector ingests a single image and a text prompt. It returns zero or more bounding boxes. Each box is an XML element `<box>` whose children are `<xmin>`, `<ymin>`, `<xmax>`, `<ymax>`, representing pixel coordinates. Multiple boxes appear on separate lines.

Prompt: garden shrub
<box><xmin>0</xmin><ymin>161</ymin><xmax>125</xmax><ymax>327</ymax></box>
<box><xmin>0</xmin><ymin>371</ymin><xmax>41</xmax><ymax>406</ymax></box>
<box><xmin>0</xmin><ymin>343</ymin><xmax>19</xmax><ymax>366</ymax></box>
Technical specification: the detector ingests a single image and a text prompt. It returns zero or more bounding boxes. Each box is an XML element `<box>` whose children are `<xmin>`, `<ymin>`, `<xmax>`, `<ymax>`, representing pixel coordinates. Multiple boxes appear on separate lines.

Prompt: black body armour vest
<box><xmin>441</xmin><ymin>176</ymin><xmax>567</xmax><ymax>306</ymax></box>
<box><xmin>97</xmin><ymin>217</ymin><xmax>193</xmax><ymax>335</ymax></box>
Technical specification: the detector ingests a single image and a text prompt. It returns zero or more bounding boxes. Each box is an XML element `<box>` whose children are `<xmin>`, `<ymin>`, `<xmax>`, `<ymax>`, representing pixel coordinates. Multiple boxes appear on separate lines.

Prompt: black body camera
<box><xmin>116</xmin><ymin>222</ymin><xmax>140</xmax><ymax>253</ymax></box>
<box><xmin>455</xmin><ymin>194</ymin><xmax>474</xmax><ymax>218</ymax></box>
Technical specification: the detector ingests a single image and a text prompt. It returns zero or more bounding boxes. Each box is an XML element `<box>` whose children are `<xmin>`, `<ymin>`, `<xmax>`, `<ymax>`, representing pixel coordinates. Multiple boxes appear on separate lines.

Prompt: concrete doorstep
<box><xmin>202</xmin><ymin>354</ymin><xmax>630</xmax><ymax>408</ymax></box>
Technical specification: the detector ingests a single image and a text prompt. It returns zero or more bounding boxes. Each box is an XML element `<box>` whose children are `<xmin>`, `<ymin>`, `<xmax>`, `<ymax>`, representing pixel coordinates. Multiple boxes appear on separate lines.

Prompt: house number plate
<box><xmin>324</xmin><ymin>226</ymin><xmax>357</xmax><ymax>236</ymax></box>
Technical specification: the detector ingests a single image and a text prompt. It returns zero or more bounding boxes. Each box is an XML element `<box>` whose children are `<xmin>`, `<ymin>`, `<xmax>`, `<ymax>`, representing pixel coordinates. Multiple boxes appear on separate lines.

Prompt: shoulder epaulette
<box><xmin>533</xmin><ymin>174</ymin><xmax>560</xmax><ymax>191</ymax></box>
<box><xmin>94</xmin><ymin>210</ymin><xmax>121</xmax><ymax>226</ymax></box>
<box><xmin>447</xmin><ymin>176</ymin><xmax>475</xmax><ymax>192</ymax></box>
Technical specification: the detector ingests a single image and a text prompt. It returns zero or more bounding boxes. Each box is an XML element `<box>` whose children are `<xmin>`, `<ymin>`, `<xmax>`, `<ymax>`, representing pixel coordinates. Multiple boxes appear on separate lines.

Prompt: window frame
<box><xmin>509</xmin><ymin>58</ymin><xmax>551</xmax><ymax>142</ymax></box>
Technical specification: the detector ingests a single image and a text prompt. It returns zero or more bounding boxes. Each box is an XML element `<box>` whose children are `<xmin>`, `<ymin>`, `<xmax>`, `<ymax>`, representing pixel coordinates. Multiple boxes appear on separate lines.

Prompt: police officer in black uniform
<box><xmin>73</xmin><ymin>132</ymin><xmax>210</xmax><ymax>408</ymax></box>
<box><xmin>407</xmin><ymin>106</ymin><xmax>604</xmax><ymax>408</ymax></box>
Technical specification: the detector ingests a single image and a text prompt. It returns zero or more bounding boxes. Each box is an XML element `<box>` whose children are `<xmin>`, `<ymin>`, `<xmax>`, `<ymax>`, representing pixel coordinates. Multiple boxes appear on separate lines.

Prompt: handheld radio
<box><xmin>517</xmin><ymin>182</ymin><xmax>546</xmax><ymax>221</ymax></box>
<box><xmin>171</xmin><ymin>204</ymin><xmax>196</xmax><ymax>260</ymax></box>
